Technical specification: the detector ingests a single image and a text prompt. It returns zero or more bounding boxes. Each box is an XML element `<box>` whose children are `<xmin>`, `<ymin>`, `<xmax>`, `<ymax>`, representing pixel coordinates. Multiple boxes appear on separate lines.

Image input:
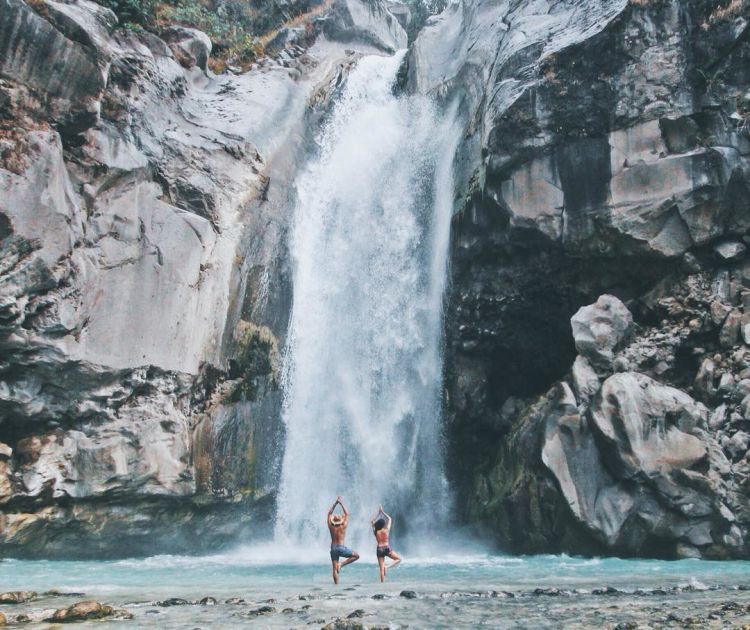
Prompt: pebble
<box><xmin>399</xmin><ymin>590</ymin><xmax>418</xmax><ymax>599</ymax></box>
<box><xmin>225</xmin><ymin>597</ymin><xmax>245</xmax><ymax>604</ymax></box>
<box><xmin>246</xmin><ymin>605</ymin><xmax>276</xmax><ymax>616</ymax></box>
<box><xmin>592</xmin><ymin>586</ymin><xmax>619</xmax><ymax>595</ymax></box>
<box><xmin>321</xmin><ymin>620</ymin><xmax>365</xmax><ymax>630</ymax></box>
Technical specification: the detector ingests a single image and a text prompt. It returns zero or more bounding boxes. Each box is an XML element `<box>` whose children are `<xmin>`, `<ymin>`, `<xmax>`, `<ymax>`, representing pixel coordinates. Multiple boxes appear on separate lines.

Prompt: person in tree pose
<box><xmin>328</xmin><ymin>496</ymin><xmax>359</xmax><ymax>584</ymax></box>
<box><xmin>371</xmin><ymin>505</ymin><xmax>402</xmax><ymax>582</ymax></box>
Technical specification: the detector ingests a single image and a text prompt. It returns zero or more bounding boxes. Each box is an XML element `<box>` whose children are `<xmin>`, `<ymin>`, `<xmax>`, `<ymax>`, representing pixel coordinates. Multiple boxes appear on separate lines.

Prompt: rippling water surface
<box><xmin>3</xmin><ymin>551</ymin><xmax>750</xmax><ymax>628</ymax></box>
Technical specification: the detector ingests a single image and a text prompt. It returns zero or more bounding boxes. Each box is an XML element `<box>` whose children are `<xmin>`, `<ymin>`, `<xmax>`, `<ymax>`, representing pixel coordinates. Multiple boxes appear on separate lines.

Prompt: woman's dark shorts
<box><xmin>330</xmin><ymin>545</ymin><xmax>354</xmax><ymax>561</ymax></box>
<box><xmin>376</xmin><ymin>545</ymin><xmax>392</xmax><ymax>558</ymax></box>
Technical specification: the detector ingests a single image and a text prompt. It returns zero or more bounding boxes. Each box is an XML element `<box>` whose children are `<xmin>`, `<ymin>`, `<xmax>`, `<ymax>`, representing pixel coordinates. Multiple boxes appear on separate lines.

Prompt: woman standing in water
<box><xmin>371</xmin><ymin>505</ymin><xmax>402</xmax><ymax>582</ymax></box>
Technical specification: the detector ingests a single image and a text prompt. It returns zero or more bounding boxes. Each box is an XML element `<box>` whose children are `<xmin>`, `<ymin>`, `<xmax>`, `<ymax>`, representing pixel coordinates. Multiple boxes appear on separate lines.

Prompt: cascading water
<box><xmin>274</xmin><ymin>51</ymin><xmax>461</xmax><ymax>553</ymax></box>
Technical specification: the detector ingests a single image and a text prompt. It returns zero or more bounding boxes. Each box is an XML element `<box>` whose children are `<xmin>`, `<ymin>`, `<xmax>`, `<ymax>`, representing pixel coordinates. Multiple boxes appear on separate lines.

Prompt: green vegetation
<box><xmin>96</xmin><ymin>0</ymin><xmax>155</xmax><ymax>27</ymax></box>
<box><xmin>225</xmin><ymin>321</ymin><xmax>279</xmax><ymax>403</ymax></box>
<box><xmin>91</xmin><ymin>0</ymin><xmax>448</xmax><ymax>72</ymax></box>
<box><xmin>91</xmin><ymin>0</ymin><xmax>318</xmax><ymax>71</ymax></box>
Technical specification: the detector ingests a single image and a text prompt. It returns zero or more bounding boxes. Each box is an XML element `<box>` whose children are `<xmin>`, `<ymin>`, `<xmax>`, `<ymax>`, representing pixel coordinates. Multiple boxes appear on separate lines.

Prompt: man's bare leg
<box><xmin>332</xmin><ymin>560</ymin><xmax>340</xmax><ymax>585</ymax></box>
<box><xmin>339</xmin><ymin>552</ymin><xmax>360</xmax><ymax>568</ymax></box>
<box><xmin>377</xmin><ymin>556</ymin><xmax>386</xmax><ymax>582</ymax></box>
<box><xmin>386</xmin><ymin>550</ymin><xmax>401</xmax><ymax>573</ymax></box>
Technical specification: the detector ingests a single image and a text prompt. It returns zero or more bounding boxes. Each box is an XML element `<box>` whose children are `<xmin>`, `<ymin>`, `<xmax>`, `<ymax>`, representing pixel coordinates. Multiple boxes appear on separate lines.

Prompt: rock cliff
<box><xmin>3</xmin><ymin>0</ymin><xmax>750</xmax><ymax>561</ymax></box>
<box><xmin>421</xmin><ymin>0</ymin><xmax>750</xmax><ymax>558</ymax></box>
<box><xmin>0</xmin><ymin>0</ymin><xmax>405</xmax><ymax>557</ymax></box>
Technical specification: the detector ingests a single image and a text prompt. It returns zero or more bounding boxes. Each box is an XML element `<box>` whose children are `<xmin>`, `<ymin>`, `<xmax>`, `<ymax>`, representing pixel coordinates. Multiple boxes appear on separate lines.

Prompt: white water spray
<box><xmin>275</xmin><ymin>51</ymin><xmax>461</xmax><ymax>552</ymax></box>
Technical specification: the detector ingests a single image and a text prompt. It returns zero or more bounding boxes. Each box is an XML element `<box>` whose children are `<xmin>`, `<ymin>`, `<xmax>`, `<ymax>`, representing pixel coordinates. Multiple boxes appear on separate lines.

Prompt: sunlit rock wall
<box><xmin>0</xmin><ymin>0</ymin><xmax>405</xmax><ymax>557</ymax></box>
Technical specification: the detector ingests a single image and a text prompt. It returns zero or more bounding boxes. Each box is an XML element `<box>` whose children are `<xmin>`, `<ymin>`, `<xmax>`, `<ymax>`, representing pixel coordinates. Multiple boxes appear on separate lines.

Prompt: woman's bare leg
<box><xmin>386</xmin><ymin>550</ymin><xmax>401</xmax><ymax>572</ymax></box>
<box><xmin>378</xmin><ymin>556</ymin><xmax>386</xmax><ymax>582</ymax></box>
<box><xmin>332</xmin><ymin>560</ymin><xmax>340</xmax><ymax>584</ymax></box>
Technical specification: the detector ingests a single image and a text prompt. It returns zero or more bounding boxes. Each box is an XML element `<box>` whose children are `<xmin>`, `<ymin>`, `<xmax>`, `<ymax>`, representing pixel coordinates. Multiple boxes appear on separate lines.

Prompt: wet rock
<box><xmin>715</xmin><ymin>241</ymin><xmax>747</xmax><ymax>261</ymax></box>
<box><xmin>711</xmin><ymin>300</ymin><xmax>732</xmax><ymax>326</ymax></box>
<box><xmin>225</xmin><ymin>598</ymin><xmax>245</xmax><ymax>604</ymax></box>
<box><xmin>158</xmin><ymin>598</ymin><xmax>190</xmax><ymax>607</ymax></box>
<box><xmin>726</xmin><ymin>431</ymin><xmax>750</xmax><ymax>459</ymax></box>
<box><xmin>571</xmin><ymin>355</ymin><xmax>600</xmax><ymax>405</ymax></box>
<box><xmin>718</xmin><ymin>372</ymin><xmax>736</xmax><ymax>396</ymax></box>
<box><xmin>199</xmin><ymin>596</ymin><xmax>217</xmax><ymax>605</ymax></box>
<box><xmin>0</xmin><ymin>612</ymin><xmax>5</xmax><ymax>626</ymax></box>
<box><xmin>47</xmin><ymin>600</ymin><xmax>117</xmax><ymax>622</ymax></box>
<box><xmin>721</xmin><ymin>311</ymin><xmax>743</xmax><ymax>348</ymax></box>
<box><xmin>247</xmin><ymin>605</ymin><xmax>276</xmax><ymax>616</ymax></box>
<box><xmin>570</xmin><ymin>295</ymin><xmax>633</xmax><ymax>373</ymax></box>
<box><xmin>162</xmin><ymin>26</ymin><xmax>212</xmax><ymax>71</ymax></box>
<box><xmin>0</xmin><ymin>591</ymin><xmax>36</xmax><ymax>604</ymax></box>
<box><xmin>695</xmin><ymin>357</ymin><xmax>717</xmax><ymax>398</ymax></box>
<box><xmin>347</xmin><ymin>609</ymin><xmax>365</xmax><ymax>618</ymax></box>
<box><xmin>399</xmin><ymin>590</ymin><xmax>418</xmax><ymax>599</ymax></box>
<box><xmin>43</xmin><ymin>589</ymin><xmax>85</xmax><ymax>597</ymax></box>
<box><xmin>591</xmin><ymin>586</ymin><xmax>619</xmax><ymax>595</ymax></box>
<box><xmin>592</xmin><ymin>373</ymin><xmax>707</xmax><ymax>476</ymax></box>
<box><xmin>371</xmin><ymin>594</ymin><xmax>387</xmax><ymax>600</ymax></box>
<box><xmin>321</xmin><ymin>620</ymin><xmax>365</xmax><ymax>630</ymax></box>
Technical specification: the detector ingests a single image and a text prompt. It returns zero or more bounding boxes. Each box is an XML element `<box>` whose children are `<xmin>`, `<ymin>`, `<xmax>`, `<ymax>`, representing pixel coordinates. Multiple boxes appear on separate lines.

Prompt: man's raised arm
<box><xmin>337</xmin><ymin>496</ymin><xmax>350</xmax><ymax>524</ymax></box>
<box><xmin>327</xmin><ymin>497</ymin><xmax>340</xmax><ymax>522</ymax></box>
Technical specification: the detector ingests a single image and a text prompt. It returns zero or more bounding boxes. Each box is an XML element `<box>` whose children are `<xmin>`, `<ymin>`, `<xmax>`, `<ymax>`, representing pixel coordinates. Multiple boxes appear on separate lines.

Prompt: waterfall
<box><xmin>274</xmin><ymin>51</ymin><xmax>461</xmax><ymax>553</ymax></box>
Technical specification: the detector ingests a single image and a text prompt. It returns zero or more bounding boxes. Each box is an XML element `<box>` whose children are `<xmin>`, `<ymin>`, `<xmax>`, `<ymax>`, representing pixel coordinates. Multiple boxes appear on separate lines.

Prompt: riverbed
<box><xmin>3</xmin><ymin>551</ymin><xmax>750</xmax><ymax>628</ymax></box>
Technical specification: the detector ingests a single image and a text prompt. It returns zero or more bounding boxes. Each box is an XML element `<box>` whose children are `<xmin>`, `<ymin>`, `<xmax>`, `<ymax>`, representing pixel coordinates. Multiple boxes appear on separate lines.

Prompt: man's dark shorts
<box><xmin>330</xmin><ymin>545</ymin><xmax>354</xmax><ymax>561</ymax></box>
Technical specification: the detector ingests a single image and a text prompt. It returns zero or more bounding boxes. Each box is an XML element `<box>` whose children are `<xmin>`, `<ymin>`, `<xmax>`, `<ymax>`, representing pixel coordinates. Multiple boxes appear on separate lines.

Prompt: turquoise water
<box><xmin>0</xmin><ymin>546</ymin><xmax>750</xmax><ymax>629</ymax></box>
<box><xmin>4</xmin><ymin>552</ymin><xmax>750</xmax><ymax>595</ymax></box>
<box><xmin>3</xmin><ymin>551</ymin><xmax>750</xmax><ymax>628</ymax></box>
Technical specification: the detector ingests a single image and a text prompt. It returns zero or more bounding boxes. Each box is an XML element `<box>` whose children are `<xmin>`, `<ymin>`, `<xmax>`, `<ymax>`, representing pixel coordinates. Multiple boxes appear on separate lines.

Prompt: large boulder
<box><xmin>47</xmin><ymin>601</ymin><xmax>117</xmax><ymax>622</ymax></box>
<box><xmin>571</xmin><ymin>295</ymin><xmax>633</xmax><ymax>373</ymax></box>
<box><xmin>541</xmin><ymin>383</ymin><xmax>633</xmax><ymax>545</ymax></box>
<box><xmin>540</xmin><ymin>372</ymin><xmax>731</xmax><ymax>555</ymax></box>
<box><xmin>591</xmin><ymin>372</ymin><xmax>708</xmax><ymax>477</ymax></box>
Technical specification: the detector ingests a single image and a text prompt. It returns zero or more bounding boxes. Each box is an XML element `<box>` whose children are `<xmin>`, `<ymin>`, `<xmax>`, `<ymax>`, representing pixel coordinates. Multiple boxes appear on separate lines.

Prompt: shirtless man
<box><xmin>327</xmin><ymin>496</ymin><xmax>359</xmax><ymax>584</ymax></box>
<box><xmin>371</xmin><ymin>505</ymin><xmax>401</xmax><ymax>582</ymax></box>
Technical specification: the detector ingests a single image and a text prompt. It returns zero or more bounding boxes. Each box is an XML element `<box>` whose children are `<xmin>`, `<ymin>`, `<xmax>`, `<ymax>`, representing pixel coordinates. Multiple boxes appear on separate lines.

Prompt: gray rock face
<box><xmin>321</xmin><ymin>0</ymin><xmax>407</xmax><ymax>53</ymax></box>
<box><xmin>438</xmin><ymin>0</ymin><xmax>750</xmax><ymax>559</ymax></box>
<box><xmin>0</xmin><ymin>0</ymin><xmax>405</xmax><ymax>557</ymax></box>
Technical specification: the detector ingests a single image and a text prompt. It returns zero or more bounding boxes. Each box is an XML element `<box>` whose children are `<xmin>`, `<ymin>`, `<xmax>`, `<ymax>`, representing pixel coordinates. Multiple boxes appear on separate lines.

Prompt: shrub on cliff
<box><xmin>96</xmin><ymin>0</ymin><xmax>155</xmax><ymax>27</ymax></box>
